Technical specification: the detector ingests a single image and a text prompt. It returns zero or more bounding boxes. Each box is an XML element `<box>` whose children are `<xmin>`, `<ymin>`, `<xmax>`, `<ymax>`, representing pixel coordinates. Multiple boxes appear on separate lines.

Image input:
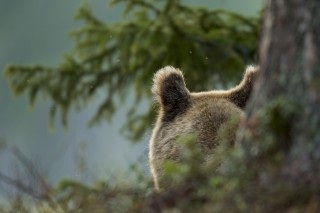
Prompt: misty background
<box><xmin>0</xmin><ymin>0</ymin><xmax>262</xmax><ymax>198</ymax></box>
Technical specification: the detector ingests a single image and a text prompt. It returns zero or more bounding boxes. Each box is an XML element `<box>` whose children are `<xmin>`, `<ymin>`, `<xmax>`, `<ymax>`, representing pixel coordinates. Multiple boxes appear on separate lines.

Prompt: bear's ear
<box><xmin>152</xmin><ymin>66</ymin><xmax>190</xmax><ymax>122</ymax></box>
<box><xmin>227</xmin><ymin>65</ymin><xmax>259</xmax><ymax>109</ymax></box>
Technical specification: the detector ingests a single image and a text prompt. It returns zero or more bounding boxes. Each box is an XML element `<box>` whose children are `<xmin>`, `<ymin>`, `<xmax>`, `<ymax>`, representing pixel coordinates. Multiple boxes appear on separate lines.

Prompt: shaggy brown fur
<box><xmin>149</xmin><ymin>66</ymin><xmax>258</xmax><ymax>191</ymax></box>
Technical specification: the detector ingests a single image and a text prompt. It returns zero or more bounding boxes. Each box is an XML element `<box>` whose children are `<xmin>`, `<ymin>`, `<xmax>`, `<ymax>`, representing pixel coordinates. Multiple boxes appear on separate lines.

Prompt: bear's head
<box><xmin>149</xmin><ymin>66</ymin><xmax>258</xmax><ymax>190</ymax></box>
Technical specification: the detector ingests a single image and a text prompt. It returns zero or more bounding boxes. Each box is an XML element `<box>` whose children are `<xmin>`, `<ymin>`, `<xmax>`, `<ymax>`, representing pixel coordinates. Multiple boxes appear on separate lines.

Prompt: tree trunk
<box><xmin>238</xmin><ymin>0</ymin><xmax>320</xmax><ymax>210</ymax></box>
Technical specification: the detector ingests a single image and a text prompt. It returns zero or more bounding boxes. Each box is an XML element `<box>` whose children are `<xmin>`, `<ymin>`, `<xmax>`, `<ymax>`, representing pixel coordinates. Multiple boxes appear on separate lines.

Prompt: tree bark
<box><xmin>238</xmin><ymin>0</ymin><xmax>320</xmax><ymax>209</ymax></box>
<box><xmin>254</xmin><ymin>0</ymin><xmax>320</xmax><ymax>105</ymax></box>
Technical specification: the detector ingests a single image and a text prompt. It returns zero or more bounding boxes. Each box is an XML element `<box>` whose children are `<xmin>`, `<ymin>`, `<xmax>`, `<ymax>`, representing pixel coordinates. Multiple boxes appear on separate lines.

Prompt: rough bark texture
<box><xmin>253</xmin><ymin>0</ymin><xmax>320</xmax><ymax>104</ymax></box>
<box><xmin>239</xmin><ymin>0</ymin><xmax>320</xmax><ymax>210</ymax></box>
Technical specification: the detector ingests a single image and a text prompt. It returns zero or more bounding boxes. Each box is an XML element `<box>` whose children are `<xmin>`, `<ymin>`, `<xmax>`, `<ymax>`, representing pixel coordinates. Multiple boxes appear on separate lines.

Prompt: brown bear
<box><xmin>149</xmin><ymin>65</ymin><xmax>258</xmax><ymax>191</ymax></box>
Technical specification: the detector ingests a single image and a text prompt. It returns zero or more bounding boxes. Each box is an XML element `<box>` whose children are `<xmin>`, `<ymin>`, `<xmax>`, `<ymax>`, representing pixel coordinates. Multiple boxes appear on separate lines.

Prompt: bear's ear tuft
<box><xmin>152</xmin><ymin>66</ymin><xmax>190</xmax><ymax>121</ymax></box>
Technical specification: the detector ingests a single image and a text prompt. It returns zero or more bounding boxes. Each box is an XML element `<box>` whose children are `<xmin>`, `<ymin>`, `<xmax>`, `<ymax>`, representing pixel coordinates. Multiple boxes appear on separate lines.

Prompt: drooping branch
<box><xmin>0</xmin><ymin>146</ymin><xmax>53</xmax><ymax>201</ymax></box>
<box><xmin>11</xmin><ymin>147</ymin><xmax>52</xmax><ymax>196</ymax></box>
<box><xmin>0</xmin><ymin>172</ymin><xmax>51</xmax><ymax>201</ymax></box>
<box><xmin>5</xmin><ymin>0</ymin><xmax>260</xmax><ymax>141</ymax></box>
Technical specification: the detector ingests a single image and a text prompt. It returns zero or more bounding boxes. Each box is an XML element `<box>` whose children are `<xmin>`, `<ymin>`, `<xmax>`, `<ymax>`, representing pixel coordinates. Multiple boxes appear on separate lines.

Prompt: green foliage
<box><xmin>2</xmin><ymin>115</ymin><xmax>319</xmax><ymax>213</ymax></box>
<box><xmin>241</xmin><ymin>97</ymin><xmax>298</xmax><ymax>165</ymax></box>
<box><xmin>214</xmin><ymin>96</ymin><xmax>319</xmax><ymax>212</ymax></box>
<box><xmin>5</xmin><ymin>0</ymin><xmax>259</xmax><ymax>141</ymax></box>
<box><xmin>161</xmin><ymin>134</ymin><xmax>204</xmax><ymax>187</ymax></box>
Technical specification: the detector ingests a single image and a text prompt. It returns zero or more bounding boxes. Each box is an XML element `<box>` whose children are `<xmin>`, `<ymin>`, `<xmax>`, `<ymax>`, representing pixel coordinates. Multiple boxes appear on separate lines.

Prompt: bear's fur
<box><xmin>149</xmin><ymin>66</ymin><xmax>258</xmax><ymax>191</ymax></box>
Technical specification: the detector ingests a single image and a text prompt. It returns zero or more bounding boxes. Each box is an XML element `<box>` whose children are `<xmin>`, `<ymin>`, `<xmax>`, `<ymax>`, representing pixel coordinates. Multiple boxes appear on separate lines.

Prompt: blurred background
<box><xmin>0</xmin><ymin>0</ymin><xmax>262</xmax><ymax>202</ymax></box>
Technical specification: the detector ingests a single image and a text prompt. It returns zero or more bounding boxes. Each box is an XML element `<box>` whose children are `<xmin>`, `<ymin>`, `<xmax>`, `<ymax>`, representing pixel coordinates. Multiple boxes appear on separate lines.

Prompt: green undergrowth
<box><xmin>2</xmin><ymin>100</ymin><xmax>319</xmax><ymax>212</ymax></box>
